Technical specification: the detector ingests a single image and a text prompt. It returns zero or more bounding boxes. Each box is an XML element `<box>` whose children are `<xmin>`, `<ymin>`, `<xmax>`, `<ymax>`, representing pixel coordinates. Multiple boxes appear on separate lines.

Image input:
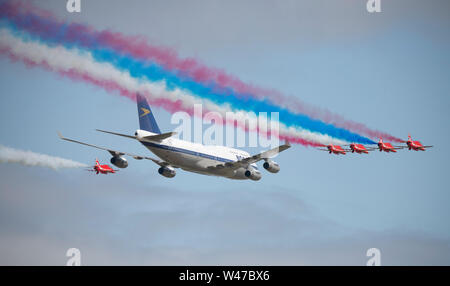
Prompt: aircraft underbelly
<box><xmin>145</xmin><ymin>145</ymin><xmax>241</xmax><ymax>178</ymax></box>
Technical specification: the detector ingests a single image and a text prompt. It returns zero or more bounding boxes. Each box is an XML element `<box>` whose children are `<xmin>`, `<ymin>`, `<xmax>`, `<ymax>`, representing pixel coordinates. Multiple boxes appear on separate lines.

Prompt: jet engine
<box><xmin>262</xmin><ymin>159</ymin><xmax>280</xmax><ymax>173</ymax></box>
<box><xmin>244</xmin><ymin>169</ymin><xmax>261</xmax><ymax>181</ymax></box>
<box><xmin>158</xmin><ymin>166</ymin><xmax>176</xmax><ymax>178</ymax></box>
<box><xmin>110</xmin><ymin>156</ymin><xmax>128</xmax><ymax>168</ymax></box>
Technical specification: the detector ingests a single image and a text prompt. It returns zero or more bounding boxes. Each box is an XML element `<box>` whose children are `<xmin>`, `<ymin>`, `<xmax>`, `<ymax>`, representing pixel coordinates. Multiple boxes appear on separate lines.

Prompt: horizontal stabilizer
<box><xmin>141</xmin><ymin>132</ymin><xmax>177</xmax><ymax>142</ymax></box>
<box><xmin>96</xmin><ymin>129</ymin><xmax>136</xmax><ymax>139</ymax></box>
<box><xmin>96</xmin><ymin>129</ymin><xmax>176</xmax><ymax>142</ymax></box>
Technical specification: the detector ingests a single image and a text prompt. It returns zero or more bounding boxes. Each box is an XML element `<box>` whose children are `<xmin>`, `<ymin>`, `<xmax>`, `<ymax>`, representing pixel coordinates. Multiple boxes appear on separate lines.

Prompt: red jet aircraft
<box><xmin>318</xmin><ymin>144</ymin><xmax>347</xmax><ymax>155</ymax></box>
<box><xmin>318</xmin><ymin>135</ymin><xmax>433</xmax><ymax>156</ymax></box>
<box><xmin>403</xmin><ymin>135</ymin><xmax>433</xmax><ymax>151</ymax></box>
<box><xmin>376</xmin><ymin>138</ymin><xmax>403</xmax><ymax>153</ymax></box>
<box><xmin>87</xmin><ymin>159</ymin><xmax>117</xmax><ymax>175</ymax></box>
<box><xmin>347</xmin><ymin>143</ymin><xmax>370</xmax><ymax>154</ymax></box>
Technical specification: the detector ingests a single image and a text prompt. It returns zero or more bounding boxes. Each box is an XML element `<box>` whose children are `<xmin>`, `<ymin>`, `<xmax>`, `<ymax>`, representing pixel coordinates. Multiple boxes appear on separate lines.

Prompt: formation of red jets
<box><xmin>86</xmin><ymin>159</ymin><xmax>118</xmax><ymax>174</ymax></box>
<box><xmin>85</xmin><ymin>136</ymin><xmax>432</xmax><ymax>175</ymax></box>
<box><xmin>318</xmin><ymin>135</ymin><xmax>433</xmax><ymax>155</ymax></box>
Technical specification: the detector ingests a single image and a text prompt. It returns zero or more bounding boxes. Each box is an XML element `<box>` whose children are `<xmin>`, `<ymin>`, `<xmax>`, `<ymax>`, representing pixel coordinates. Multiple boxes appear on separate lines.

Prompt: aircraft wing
<box><xmin>316</xmin><ymin>148</ymin><xmax>330</xmax><ymax>151</ymax></box>
<box><xmin>364</xmin><ymin>147</ymin><xmax>379</xmax><ymax>151</ymax></box>
<box><xmin>392</xmin><ymin>146</ymin><xmax>408</xmax><ymax>150</ymax></box>
<box><xmin>393</xmin><ymin>144</ymin><xmax>433</xmax><ymax>149</ymax></box>
<box><xmin>96</xmin><ymin>129</ymin><xmax>177</xmax><ymax>142</ymax></box>
<box><xmin>208</xmin><ymin>142</ymin><xmax>291</xmax><ymax>170</ymax></box>
<box><xmin>57</xmin><ymin>132</ymin><xmax>171</xmax><ymax>168</ymax></box>
<box><xmin>341</xmin><ymin>147</ymin><xmax>376</xmax><ymax>152</ymax></box>
<box><xmin>95</xmin><ymin>129</ymin><xmax>136</xmax><ymax>139</ymax></box>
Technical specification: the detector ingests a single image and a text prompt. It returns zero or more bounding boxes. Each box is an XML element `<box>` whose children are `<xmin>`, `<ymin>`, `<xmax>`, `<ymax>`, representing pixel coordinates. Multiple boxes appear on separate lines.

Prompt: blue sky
<box><xmin>0</xmin><ymin>0</ymin><xmax>449</xmax><ymax>265</ymax></box>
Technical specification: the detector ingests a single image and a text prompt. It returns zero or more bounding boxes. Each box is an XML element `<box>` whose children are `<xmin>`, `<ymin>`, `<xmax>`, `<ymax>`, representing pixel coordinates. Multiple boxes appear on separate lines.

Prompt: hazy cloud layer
<box><xmin>32</xmin><ymin>0</ymin><xmax>450</xmax><ymax>54</ymax></box>
<box><xmin>0</xmin><ymin>165</ymin><xmax>448</xmax><ymax>265</ymax></box>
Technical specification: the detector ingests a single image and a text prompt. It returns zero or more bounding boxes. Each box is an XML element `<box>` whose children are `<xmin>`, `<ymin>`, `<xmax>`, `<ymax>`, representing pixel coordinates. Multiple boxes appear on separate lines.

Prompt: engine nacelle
<box><xmin>244</xmin><ymin>169</ymin><xmax>261</xmax><ymax>181</ymax></box>
<box><xmin>263</xmin><ymin>160</ymin><xmax>280</xmax><ymax>173</ymax></box>
<box><xmin>110</xmin><ymin>156</ymin><xmax>128</xmax><ymax>168</ymax></box>
<box><xmin>158</xmin><ymin>166</ymin><xmax>176</xmax><ymax>178</ymax></box>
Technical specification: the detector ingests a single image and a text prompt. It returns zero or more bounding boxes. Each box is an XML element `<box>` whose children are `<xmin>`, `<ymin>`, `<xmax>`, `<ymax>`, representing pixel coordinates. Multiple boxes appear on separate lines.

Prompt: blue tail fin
<box><xmin>136</xmin><ymin>94</ymin><xmax>161</xmax><ymax>134</ymax></box>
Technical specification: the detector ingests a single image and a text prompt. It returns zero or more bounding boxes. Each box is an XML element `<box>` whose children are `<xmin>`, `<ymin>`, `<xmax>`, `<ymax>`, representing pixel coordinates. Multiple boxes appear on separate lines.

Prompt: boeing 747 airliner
<box><xmin>58</xmin><ymin>94</ymin><xmax>290</xmax><ymax>180</ymax></box>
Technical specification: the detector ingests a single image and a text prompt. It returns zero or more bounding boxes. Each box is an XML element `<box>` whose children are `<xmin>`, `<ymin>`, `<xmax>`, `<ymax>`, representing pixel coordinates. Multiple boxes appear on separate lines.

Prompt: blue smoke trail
<box><xmin>90</xmin><ymin>48</ymin><xmax>375</xmax><ymax>144</ymax></box>
<box><xmin>2</xmin><ymin>19</ymin><xmax>375</xmax><ymax>144</ymax></box>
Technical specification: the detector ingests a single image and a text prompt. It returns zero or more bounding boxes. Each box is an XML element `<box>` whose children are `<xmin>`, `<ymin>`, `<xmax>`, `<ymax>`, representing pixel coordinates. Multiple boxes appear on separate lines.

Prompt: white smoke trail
<box><xmin>0</xmin><ymin>145</ymin><xmax>87</xmax><ymax>170</ymax></box>
<box><xmin>0</xmin><ymin>28</ymin><xmax>346</xmax><ymax>146</ymax></box>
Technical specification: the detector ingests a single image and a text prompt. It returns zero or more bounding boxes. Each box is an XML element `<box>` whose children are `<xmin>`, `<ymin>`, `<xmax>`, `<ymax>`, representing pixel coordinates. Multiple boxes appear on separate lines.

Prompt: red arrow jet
<box><xmin>347</xmin><ymin>143</ymin><xmax>370</xmax><ymax>154</ymax></box>
<box><xmin>404</xmin><ymin>135</ymin><xmax>433</xmax><ymax>151</ymax></box>
<box><xmin>318</xmin><ymin>144</ymin><xmax>347</xmax><ymax>155</ymax></box>
<box><xmin>376</xmin><ymin>138</ymin><xmax>403</xmax><ymax>153</ymax></box>
<box><xmin>87</xmin><ymin>159</ymin><xmax>117</xmax><ymax>174</ymax></box>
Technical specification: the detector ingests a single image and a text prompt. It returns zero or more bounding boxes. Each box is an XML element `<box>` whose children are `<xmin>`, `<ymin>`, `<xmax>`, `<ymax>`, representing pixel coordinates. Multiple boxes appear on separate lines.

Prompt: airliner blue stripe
<box><xmin>141</xmin><ymin>141</ymin><xmax>235</xmax><ymax>163</ymax></box>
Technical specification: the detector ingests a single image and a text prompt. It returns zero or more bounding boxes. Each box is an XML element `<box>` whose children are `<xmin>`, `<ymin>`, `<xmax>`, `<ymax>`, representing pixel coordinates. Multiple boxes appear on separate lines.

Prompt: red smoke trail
<box><xmin>0</xmin><ymin>1</ymin><xmax>402</xmax><ymax>142</ymax></box>
<box><xmin>0</xmin><ymin>44</ymin><xmax>320</xmax><ymax>147</ymax></box>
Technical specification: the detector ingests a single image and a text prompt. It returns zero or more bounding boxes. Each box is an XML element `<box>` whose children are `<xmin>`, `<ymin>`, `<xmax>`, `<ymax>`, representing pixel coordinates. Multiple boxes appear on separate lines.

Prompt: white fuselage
<box><xmin>136</xmin><ymin>130</ymin><xmax>260</xmax><ymax>180</ymax></box>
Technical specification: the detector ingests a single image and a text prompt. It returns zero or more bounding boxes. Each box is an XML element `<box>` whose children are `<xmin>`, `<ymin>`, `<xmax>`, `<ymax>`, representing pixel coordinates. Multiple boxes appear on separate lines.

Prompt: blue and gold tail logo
<box><xmin>140</xmin><ymin>107</ymin><xmax>151</xmax><ymax>117</ymax></box>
